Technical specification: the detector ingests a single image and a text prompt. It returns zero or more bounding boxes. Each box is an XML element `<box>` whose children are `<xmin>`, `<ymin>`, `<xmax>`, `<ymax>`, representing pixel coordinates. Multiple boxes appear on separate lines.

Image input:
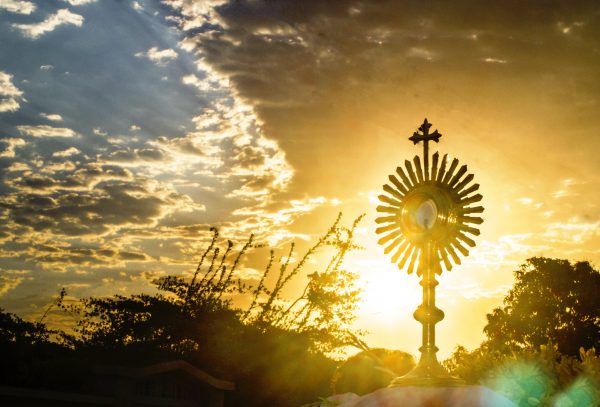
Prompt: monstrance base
<box><xmin>389</xmin><ymin>359</ymin><xmax>465</xmax><ymax>387</ymax></box>
<box><xmin>389</xmin><ymin>375</ymin><xmax>465</xmax><ymax>387</ymax></box>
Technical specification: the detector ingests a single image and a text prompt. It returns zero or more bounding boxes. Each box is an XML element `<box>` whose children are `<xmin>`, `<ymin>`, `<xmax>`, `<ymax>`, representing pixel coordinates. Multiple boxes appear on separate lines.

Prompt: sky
<box><xmin>1</xmin><ymin>0</ymin><xmax>600</xmax><ymax>360</ymax></box>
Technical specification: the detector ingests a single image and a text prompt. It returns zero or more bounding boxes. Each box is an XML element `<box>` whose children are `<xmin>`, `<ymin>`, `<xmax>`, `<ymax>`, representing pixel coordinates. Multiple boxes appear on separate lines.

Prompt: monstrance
<box><xmin>375</xmin><ymin>119</ymin><xmax>483</xmax><ymax>386</ymax></box>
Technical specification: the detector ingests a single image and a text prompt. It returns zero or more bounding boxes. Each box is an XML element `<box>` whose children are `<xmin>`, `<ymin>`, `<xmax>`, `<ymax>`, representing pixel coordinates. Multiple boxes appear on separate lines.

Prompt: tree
<box><xmin>58</xmin><ymin>214</ymin><xmax>364</xmax><ymax>406</ymax></box>
<box><xmin>65</xmin><ymin>215</ymin><xmax>363</xmax><ymax>352</ymax></box>
<box><xmin>484</xmin><ymin>257</ymin><xmax>600</xmax><ymax>356</ymax></box>
<box><xmin>0</xmin><ymin>307</ymin><xmax>85</xmax><ymax>391</ymax></box>
<box><xmin>0</xmin><ymin>309</ymin><xmax>51</xmax><ymax>346</ymax></box>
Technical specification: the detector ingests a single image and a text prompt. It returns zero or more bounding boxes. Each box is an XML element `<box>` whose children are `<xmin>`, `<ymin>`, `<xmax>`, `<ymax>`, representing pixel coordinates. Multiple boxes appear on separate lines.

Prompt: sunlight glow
<box><xmin>358</xmin><ymin>270</ymin><xmax>421</xmax><ymax>323</ymax></box>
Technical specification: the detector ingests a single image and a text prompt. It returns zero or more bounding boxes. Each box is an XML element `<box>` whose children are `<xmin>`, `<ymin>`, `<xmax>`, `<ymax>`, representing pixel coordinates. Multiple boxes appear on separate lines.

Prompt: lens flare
<box><xmin>486</xmin><ymin>361</ymin><xmax>550</xmax><ymax>406</ymax></box>
<box><xmin>553</xmin><ymin>376</ymin><xmax>597</xmax><ymax>407</ymax></box>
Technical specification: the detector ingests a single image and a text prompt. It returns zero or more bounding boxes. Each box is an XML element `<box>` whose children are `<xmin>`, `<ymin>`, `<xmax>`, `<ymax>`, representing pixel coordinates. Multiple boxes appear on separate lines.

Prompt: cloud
<box><xmin>162</xmin><ymin>0</ymin><xmax>227</xmax><ymax>31</ymax></box>
<box><xmin>182</xmin><ymin>74</ymin><xmax>224</xmax><ymax>92</ymax></box>
<box><xmin>130</xmin><ymin>124</ymin><xmax>141</xmax><ymax>131</ymax></box>
<box><xmin>1</xmin><ymin>176</ymin><xmax>199</xmax><ymax>236</ymax></box>
<box><xmin>557</xmin><ymin>21</ymin><xmax>585</xmax><ymax>35</ymax></box>
<box><xmin>17</xmin><ymin>124</ymin><xmax>77</xmax><ymax>138</ymax></box>
<box><xmin>182</xmin><ymin>74</ymin><xmax>204</xmax><ymax>89</ymax></box>
<box><xmin>0</xmin><ymin>0</ymin><xmax>35</xmax><ymax>14</ymax></box>
<box><xmin>13</xmin><ymin>9</ymin><xmax>84</xmax><ymax>39</ymax></box>
<box><xmin>5</xmin><ymin>163</ymin><xmax>133</xmax><ymax>192</ymax></box>
<box><xmin>0</xmin><ymin>0</ymin><xmax>342</xmax><ymax>316</ymax></box>
<box><xmin>543</xmin><ymin>220</ymin><xmax>600</xmax><ymax>244</ymax></box>
<box><xmin>132</xmin><ymin>1</ymin><xmax>143</xmax><ymax>12</ymax></box>
<box><xmin>0</xmin><ymin>138</ymin><xmax>26</xmax><ymax>158</ymax></box>
<box><xmin>151</xmin><ymin>95</ymin><xmax>294</xmax><ymax>197</ymax></box>
<box><xmin>102</xmin><ymin>147</ymin><xmax>166</xmax><ymax>163</ymax></box>
<box><xmin>0</xmin><ymin>275</ymin><xmax>24</xmax><ymax>297</ymax></box>
<box><xmin>4</xmin><ymin>162</ymin><xmax>30</xmax><ymax>173</ymax></box>
<box><xmin>449</xmin><ymin>284</ymin><xmax>513</xmax><ymax>302</ymax></box>
<box><xmin>40</xmin><ymin>113</ymin><xmax>64</xmax><ymax>122</ymax></box>
<box><xmin>40</xmin><ymin>65</ymin><xmax>54</xmax><ymax>70</ymax></box>
<box><xmin>53</xmin><ymin>147</ymin><xmax>80</xmax><ymax>157</ymax></box>
<box><xmin>62</xmin><ymin>0</ymin><xmax>96</xmax><ymax>5</ymax></box>
<box><xmin>29</xmin><ymin>243</ymin><xmax>149</xmax><ymax>269</ymax></box>
<box><xmin>0</xmin><ymin>147</ymin><xmax>209</xmax><ymax>277</ymax></box>
<box><xmin>517</xmin><ymin>197</ymin><xmax>534</xmax><ymax>205</ymax></box>
<box><xmin>407</xmin><ymin>47</ymin><xmax>436</xmax><ymax>61</ymax></box>
<box><xmin>161</xmin><ymin>0</ymin><xmax>600</xmax><ymax>208</ymax></box>
<box><xmin>228</xmin><ymin>196</ymin><xmax>341</xmax><ymax>245</ymax></box>
<box><xmin>0</xmin><ymin>71</ymin><xmax>25</xmax><ymax>112</ymax></box>
<box><xmin>153</xmin><ymin>134</ymin><xmax>206</xmax><ymax>157</ymax></box>
<box><xmin>0</xmin><ymin>98</ymin><xmax>20</xmax><ymax>112</ymax></box>
<box><xmin>484</xmin><ymin>57</ymin><xmax>508</xmax><ymax>64</ymax></box>
<box><xmin>552</xmin><ymin>178</ymin><xmax>580</xmax><ymax>199</ymax></box>
<box><xmin>136</xmin><ymin>47</ymin><xmax>178</xmax><ymax>66</ymax></box>
<box><xmin>153</xmin><ymin>2</ymin><xmax>600</xmax><ymax>310</ymax></box>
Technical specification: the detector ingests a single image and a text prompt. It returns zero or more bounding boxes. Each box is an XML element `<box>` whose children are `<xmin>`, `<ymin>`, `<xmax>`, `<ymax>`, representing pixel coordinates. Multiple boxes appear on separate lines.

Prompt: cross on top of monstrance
<box><xmin>408</xmin><ymin>118</ymin><xmax>441</xmax><ymax>182</ymax></box>
<box><xmin>375</xmin><ymin>119</ymin><xmax>484</xmax><ymax>386</ymax></box>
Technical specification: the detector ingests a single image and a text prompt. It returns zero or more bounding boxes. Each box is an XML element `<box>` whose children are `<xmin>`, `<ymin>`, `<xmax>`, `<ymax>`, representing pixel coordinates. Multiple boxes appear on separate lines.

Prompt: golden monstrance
<box><xmin>375</xmin><ymin>119</ymin><xmax>484</xmax><ymax>386</ymax></box>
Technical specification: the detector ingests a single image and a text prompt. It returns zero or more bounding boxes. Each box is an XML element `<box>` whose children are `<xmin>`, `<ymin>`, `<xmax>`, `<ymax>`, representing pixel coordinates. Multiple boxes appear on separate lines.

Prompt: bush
<box><xmin>444</xmin><ymin>345</ymin><xmax>600</xmax><ymax>406</ymax></box>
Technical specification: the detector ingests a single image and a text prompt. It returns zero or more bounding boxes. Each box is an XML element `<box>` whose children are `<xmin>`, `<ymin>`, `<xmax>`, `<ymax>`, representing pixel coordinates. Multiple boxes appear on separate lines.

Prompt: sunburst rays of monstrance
<box><xmin>375</xmin><ymin>119</ymin><xmax>483</xmax><ymax>386</ymax></box>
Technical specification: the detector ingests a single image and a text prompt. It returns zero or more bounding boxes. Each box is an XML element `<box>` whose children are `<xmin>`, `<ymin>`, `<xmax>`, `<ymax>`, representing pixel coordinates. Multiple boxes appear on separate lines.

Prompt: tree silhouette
<box><xmin>0</xmin><ymin>309</ymin><xmax>51</xmax><ymax>346</ymax></box>
<box><xmin>55</xmin><ymin>214</ymin><xmax>364</xmax><ymax>406</ymax></box>
<box><xmin>444</xmin><ymin>258</ymin><xmax>600</xmax><ymax>406</ymax></box>
<box><xmin>484</xmin><ymin>257</ymin><xmax>600</xmax><ymax>356</ymax></box>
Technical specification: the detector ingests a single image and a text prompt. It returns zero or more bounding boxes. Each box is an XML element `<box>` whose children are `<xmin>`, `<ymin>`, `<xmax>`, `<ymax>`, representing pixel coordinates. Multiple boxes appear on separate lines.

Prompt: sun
<box><xmin>358</xmin><ymin>270</ymin><xmax>421</xmax><ymax>323</ymax></box>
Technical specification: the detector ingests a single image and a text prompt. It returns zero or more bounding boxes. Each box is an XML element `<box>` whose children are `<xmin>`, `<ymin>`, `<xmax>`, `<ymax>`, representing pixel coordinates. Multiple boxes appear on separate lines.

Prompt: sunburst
<box><xmin>375</xmin><ymin>136</ymin><xmax>483</xmax><ymax>276</ymax></box>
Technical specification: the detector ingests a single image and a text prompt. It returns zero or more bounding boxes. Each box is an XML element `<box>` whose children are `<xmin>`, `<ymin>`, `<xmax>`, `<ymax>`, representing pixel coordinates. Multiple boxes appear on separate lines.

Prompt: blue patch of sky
<box><xmin>0</xmin><ymin>0</ymin><xmax>213</xmax><ymax>155</ymax></box>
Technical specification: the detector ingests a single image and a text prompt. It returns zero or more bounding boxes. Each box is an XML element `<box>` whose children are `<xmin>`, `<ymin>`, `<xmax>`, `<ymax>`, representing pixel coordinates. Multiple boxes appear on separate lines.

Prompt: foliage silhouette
<box><xmin>484</xmin><ymin>257</ymin><xmax>600</xmax><ymax>357</ymax></box>
<box><xmin>6</xmin><ymin>232</ymin><xmax>600</xmax><ymax>405</ymax></box>
<box><xmin>0</xmin><ymin>308</ymin><xmax>89</xmax><ymax>392</ymax></box>
<box><xmin>53</xmin><ymin>214</ymin><xmax>364</xmax><ymax>406</ymax></box>
<box><xmin>0</xmin><ymin>308</ymin><xmax>51</xmax><ymax>346</ymax></box>
<box><xmin>444</xmin><ymin>344</ymin><xmax>600</xmax><ymax>406</ymax></box>
<box><xmin>444</xmin><ymin>257</ymin><xmax>600</xmax><ymax>406</ymax></box>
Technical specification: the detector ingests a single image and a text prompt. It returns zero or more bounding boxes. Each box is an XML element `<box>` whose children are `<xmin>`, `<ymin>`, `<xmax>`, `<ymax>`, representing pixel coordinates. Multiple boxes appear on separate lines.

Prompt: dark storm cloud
<box><xmin>168</xmin><ymin>0</ymin><xmax>600</xmax><ymax>197</ymax></box>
